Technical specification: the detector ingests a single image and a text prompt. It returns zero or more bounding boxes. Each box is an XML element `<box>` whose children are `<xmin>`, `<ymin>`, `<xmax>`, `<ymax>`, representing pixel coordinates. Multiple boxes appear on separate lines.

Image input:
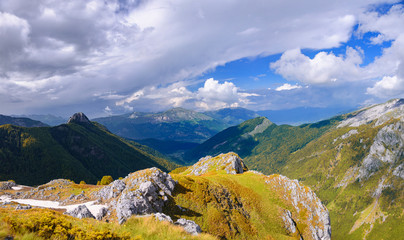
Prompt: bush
<box><xmin>100</xmin><ymin>176</ymin><xmax>113</xmax><ymax>185</ymax></box>
<box><xmin>79</xmin><ymin>180</ymin><xmax>86</xmax><ymax>185</ymax></box>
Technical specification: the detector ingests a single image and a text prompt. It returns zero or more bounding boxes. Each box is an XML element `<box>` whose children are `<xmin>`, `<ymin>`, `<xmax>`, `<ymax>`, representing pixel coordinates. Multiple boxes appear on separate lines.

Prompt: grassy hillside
<box><xmin>0</xmin><ymin>153</ymin><xmax>330</xmax><ymax>240</ymax></box>
<box><xmin>0</xmin><ymin>118</ymin><xmax>178</xmax><ymax>185</ymax></box>
<box><xmin>187</xmin><ymin>99</ymin><xmax>404</xmax><ymax>239</ymax></box>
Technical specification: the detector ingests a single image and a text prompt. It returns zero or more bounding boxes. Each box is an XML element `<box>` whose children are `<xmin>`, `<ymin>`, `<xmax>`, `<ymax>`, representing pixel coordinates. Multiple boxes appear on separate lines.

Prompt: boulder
<box><xmin>0</xmin><ymin>181</ymin><xmax>16</xmax><ymax>190</ymax></box>
<box><xmin>65</xmin><ymin>205</ymin><xmax>95</xmax><ymax>219</ymax></box>
<box><xmin>154</xmin><ymin>213</ymin><xmax>173</xmax><ymax>223</ymax></box>
<box><xmin>175</xmin><ymin>218</ymin><xmax>202</xmax><ymax>235</ymax></box>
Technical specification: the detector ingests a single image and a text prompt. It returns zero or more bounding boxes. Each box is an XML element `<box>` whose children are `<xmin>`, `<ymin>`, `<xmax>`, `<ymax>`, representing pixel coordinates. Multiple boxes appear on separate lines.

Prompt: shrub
<box><xmin>79</xmin><ymin>181</ymin><xmax>86</xmax><ymax>185</ymax></box>
<box><xmin>100</xmin><ymin>176</ymin><xmax>113</xmax><ymax>185</ymax></box>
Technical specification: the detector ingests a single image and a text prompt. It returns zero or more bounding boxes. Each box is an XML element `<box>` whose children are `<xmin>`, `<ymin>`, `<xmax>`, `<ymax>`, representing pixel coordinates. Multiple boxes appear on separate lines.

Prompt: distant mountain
<box><xmin>0</xmin><ymin>114</ymin><xmax>48</xmax><ymax>127</ymax></box>
<box><xmin>93</xmin><ymin>107</ymin><xmax>262</xmax><ymax>144</ymax></box>
<box><xmin>19</xmin><ymin>114</ymin><xmax>67</xmax><ymax>126</ymax></box>
<box><xmin>0</xmin><ymin>113</ymin><xmax>177</xmax><ymax>185</ymax></box>
<box><xmin>93</xmin><ymin>108</ymin><xmax>228</xmax><ymax>143</ymax></box>
<box><xmin>258</xmin><ymin>106</ymin><xmax>353</xmax><ymax>125</ymax></box>
<box><xmin>186</xmin><ymin>98</ymin><xmax>404</xmax><ymax>239</ymax></box>
<box><xmin>204</xmin><ymin>107</ymin><xmax>260</xmax><ymax>126</ymax></box>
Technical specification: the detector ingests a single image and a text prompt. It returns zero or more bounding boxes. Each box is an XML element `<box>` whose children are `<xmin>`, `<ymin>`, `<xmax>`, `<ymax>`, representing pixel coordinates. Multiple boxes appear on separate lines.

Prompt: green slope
<box><xmin>0</xmin><ymin>115</ymin><xmax>178</xmax><ymax>185</ymax></box>
<box><xmin>187</xmin><ymin>99</ymin><xmax>404</xmax><ymax>239</ymax></box>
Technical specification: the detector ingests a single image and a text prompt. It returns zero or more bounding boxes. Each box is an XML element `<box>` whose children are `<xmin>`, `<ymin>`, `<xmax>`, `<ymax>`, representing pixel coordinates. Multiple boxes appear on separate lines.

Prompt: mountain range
<box><xmin>0</xmin><ymin>112</ymin><xmax>177</xmax><ymax>185</ymax></box>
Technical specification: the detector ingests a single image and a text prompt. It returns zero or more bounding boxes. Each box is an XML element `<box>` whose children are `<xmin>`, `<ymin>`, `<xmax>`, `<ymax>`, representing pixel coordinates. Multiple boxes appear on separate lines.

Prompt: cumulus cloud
<box><xmin>0</xmin><ymin>0</ymin><xmax>401</xmax><ymax>116</ymax></box>
<box><xmin>270</xmin><ymin>47</ymin><xmax>363</xmax><ymax>84</ymax></box>
<box><xmin>108</xmin><ymin>78</ymin><xmax>255</xmax><ymax>112</ymax></box>
<box><xmin>275</xmin><ymin>83</ymin><xmax>303</xmax><ymax>91</ymax></box>
<box><xmin>367</xmin><ymin>75</ymin><xmax>404</xmax><ymax>97</ymax></box>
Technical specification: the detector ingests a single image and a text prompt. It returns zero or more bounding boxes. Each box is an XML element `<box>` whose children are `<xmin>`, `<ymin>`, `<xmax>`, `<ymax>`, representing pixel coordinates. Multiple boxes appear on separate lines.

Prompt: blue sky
<box><xmin>0</xmin><ymin>0</ymin><xmax>403</xmax><ymax>117</ymax></box>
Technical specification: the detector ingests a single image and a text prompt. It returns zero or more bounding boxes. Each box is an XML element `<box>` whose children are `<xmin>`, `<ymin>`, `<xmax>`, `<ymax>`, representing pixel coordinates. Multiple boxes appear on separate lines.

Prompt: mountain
<box><xmin>203</xmin><ymin>107</ymin><xmax>260</xmax><ymax>126</ymax></box>
<box><xmin>93</xmin><ymin>107</ymin><xmax>261</xmax><ymax>144</ymax></box>
<box><xmin>0</xmin><ymin>152</ymin><xmax>331</xmax><ymax>240</ymax></box>
<box><xmin>187</xmin><ymin>99</ymin><xmax>404</xmax><ymax>239</ymax></box>
<box><xmin>93</xmin><ymin>108</ymin><xmax>228</xmax><ymax>143</ymax></box>
<box><xmin>15</xmin><ymin>114</ymin><xmax>67</xmax><ymax>126</ymax></box>
<box><xmin>0</xmin><ymin>114</ymin><xmax>48</xmax><ymax>127</ymax></box>
<box><xmin>257</xmin><ymin>106</ymin><xmax>353</xmax><ymax>125</ymax></box>
<box><xmin>0</xmin><ymin>112</ymin><xmax>177</xmax><ymax>185</ymax></box>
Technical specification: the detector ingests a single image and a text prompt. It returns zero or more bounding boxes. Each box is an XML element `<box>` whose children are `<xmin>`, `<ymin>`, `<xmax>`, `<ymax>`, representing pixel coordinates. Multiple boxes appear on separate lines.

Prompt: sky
<box><xmin>0</xmin><ymin>0</ymin><xmax>404</xmax><ymax>118</ymax></box>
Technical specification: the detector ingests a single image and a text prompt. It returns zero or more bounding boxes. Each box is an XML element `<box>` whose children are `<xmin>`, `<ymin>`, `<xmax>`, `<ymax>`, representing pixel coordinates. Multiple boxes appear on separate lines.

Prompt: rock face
<box><xmin>67</xmin><ymin>112</ymin><xmax>91</xmax><ymax>124</ymax></box>
<box><xmin>184</xmin><ymin>152</ymin><xmax>248</xmax><ymax>176</ymax></box>
<box><xmin>175</xmin><ymin>218</ymin><xmax>202</xmax><ymax>235</ymax></box>
<box><xmin>95</xmin><ymin>167</ymin><xmax>176</xmax><ymax>224</ymax></box>
<box><xmin>265</xmin><ymin>174</ymin><xmax>331</xmax><ymax>240</ymax></box>
<box><xmin>65</xmin><ymin>205</ymin><xmax>95</xmax><ymax>219</ymax></box>
<box><xmin>358</xmin><ymin>120</ymin><xmax>404</xmax><ymax>181</ymax></box>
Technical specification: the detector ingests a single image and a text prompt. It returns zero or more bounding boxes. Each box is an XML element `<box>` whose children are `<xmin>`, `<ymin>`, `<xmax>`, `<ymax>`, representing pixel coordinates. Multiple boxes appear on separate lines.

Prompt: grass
<box><xmin>0</xmin><ymin>208</ymin><xmax>217</xmax><ymax>240</ymax></box>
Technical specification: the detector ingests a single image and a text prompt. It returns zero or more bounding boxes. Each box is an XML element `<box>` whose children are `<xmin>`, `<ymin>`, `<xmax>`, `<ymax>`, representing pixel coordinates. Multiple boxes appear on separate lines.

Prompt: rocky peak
<box><xmin>183</xmin><ymin>152</ymin><xmax>248</xmax><ymax>176</ymax></box>
<box><xmin>338</xmin><ymin>98</ymin><xmax>404</xmax><ymax>128</ymax></box>
<box><xmin>67</xmin><ymin>112</ymin><xmax>91</xmax><ymax>124</ymax></box>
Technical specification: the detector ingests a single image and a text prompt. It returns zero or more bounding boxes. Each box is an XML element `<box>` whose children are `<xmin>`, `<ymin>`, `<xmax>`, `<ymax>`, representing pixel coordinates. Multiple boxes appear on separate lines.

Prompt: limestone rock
<box><xmin>95</xmin><ymin>167</ymin><xmax>176</xmax><ymax>224</ymax></box>
<box><xmin>186</xmin><ymin>152</ymin><xmax>248</xmax><ymax>176</ymax></box>
<box><xmin>67</xmin><ymin>112</ymin><xmax>91</xmax><ymax>124</ymax></box>
<box><xmin>155</xmin><ymin>213</ymin><xmax>173</xmax><ymax>223</ymax></box>
<box><xmin>96</xmin><ymin>180</ymin><xmax>126</xmax><ymax>200</ymax></box>
<box><xmin>0</xmin><ymin>181</ymin><xmax>16</xmax><ymax>190</ymax></box>
<box><xmin>358</xmin><ymin>120</ymin><xmax>404</xmax><ymax>181</ymax></box>
<box><xmin>265</xmin><ymin>174</ymin><xmax>331</xmax><ymax>240</ymax></box>
<box><xmin>15</xmin><ymin>204</ymin><xmax>32</xmax><ymax>210</ymax></box>
<box><xmin>175</xmin><ymin>218</ymin><xmax>202</xmax><ymax>235</ymax></box>
<box><xmin>65</xmin><ymin>205</ymin><xmax>95</xmax><ymax>219</ymax></box>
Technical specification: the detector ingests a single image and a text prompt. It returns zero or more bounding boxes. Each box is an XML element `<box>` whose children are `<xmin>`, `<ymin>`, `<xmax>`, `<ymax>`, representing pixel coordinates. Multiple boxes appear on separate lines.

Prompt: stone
<box><xmin>15</xmin><ymin>204</ymin><xmax>32</xmax><ymax>210</ymax></box>
<box><xmin>187</xmin><ymin>152</ymin><xmax>248</xmax><ymax>176</ymax></box>
<box><xmin>65</xmin><ymin>205</ymin><xmax>95</xmax><ymax>219</ymax></box>
<box><xmin>0</xmin><ymin>181</ymin><xmax>16</xmax><ymax>190</ymax></box>
<box><xmin>155</xmin><ymin>213</ymin><xmax>173</xmax><ymax>223</ymax></box>
<box><xmin>175</xmin><ymin>218</ymin><xmax>202</xmax><ymax>235</ymax></box>
<box><xmin>96</xmin><ymin>180</ymin><xmax>126</xmax><ymax>200</ymax></box>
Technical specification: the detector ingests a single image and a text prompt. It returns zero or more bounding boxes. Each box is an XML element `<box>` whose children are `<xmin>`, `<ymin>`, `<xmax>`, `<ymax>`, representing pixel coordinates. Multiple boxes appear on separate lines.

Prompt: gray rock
<box><xmin>393</xmin><ymin>163</ymin><xmax>404</xmax><ymax>179</ymax></box>
<box><xmin>155</xmin><ymin>213</ymin><xmax>173</xmax><ymax>223</ymax></box>
<box><xmin>15</xmin><ymin>204</ymin><xmax>32</xmax><ymax>210</ymax></box>
<box><xmin>0</xmin><ymin>181</ymin><xmax>16</xmax><ymax>190</ymax></box>
<box><xmin>105</xmin><ymin>168</ymin><xmax>176</xmax><ymax>224</ymax></box>
<box><xmin>265</xmin><ymin>175</ymin><xmax>331</xmax><ymax>240</ymax></box>
<box><xmin>187</xmin><ymin>152</ymin><xmax>248</xmax><ymax>176</ymax></box>
<box><xmin>96</xmin><ymin>180</ymin><xmax>126</xmax><ymax>200</ymax></box>
<box><xmin>358</xmin><ymin>121</ymin><xmax>404</xmax><ymax>181</ymax></box>
<box><xmin>282</xmin><ymin>210</ymin><xmax>297</xmax><ymax>234</ymax></box>
<box><xmin>96</xmin><ymin>207</ymin><xmax>108</xmax><ymax>220</ymax></box>
<box><xmin>175</xmin><ymin>218</ymin><xmax>202</xmax><ymax>235</ymax></box>
<box><xmin>65</xmin><ymin>205</ymin><xmax>95</xmax><ymax>219</ymax></box>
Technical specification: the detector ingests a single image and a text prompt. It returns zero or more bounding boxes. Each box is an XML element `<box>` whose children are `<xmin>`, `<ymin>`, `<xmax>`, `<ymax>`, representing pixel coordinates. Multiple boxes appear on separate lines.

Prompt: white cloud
<box><xmin>367</xmin><ymin>75</ymin><xmax>404</xmax><ymax>98</ymax></box>
<box><xmin>0</xmin><ymin>0</ymin><xmax>401</xmax><ymax>115</ymax></box>
<box><xmin>275</xmin><ymin>83</ymin><xmax>302</xmax><ymax>91</ymax></box>
<box><xmin>270</xmin><ymin>47</ymin><xmax>363</xmax><ymax>84</ymax></box>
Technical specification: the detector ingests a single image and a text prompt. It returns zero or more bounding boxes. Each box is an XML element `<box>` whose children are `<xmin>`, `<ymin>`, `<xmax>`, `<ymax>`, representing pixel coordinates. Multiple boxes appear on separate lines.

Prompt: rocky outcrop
<box><xmin>265</xmin><ymin>174</ymin><xmax>331</xmax><ymax>240</ymax></box>
<box><xmin>0</xmin><ymin>181</ymin><xmax>16</xmax><ymax>190</ymax></box>
<box><xmin>67</xmin><ymin>112</ymin><xmax>91</xmax><ymax>124</ymax></box>
<box><xmin>185</xmin><ymin>152</ymin><xmax>248</xmax><ymax>176</ymax></box>
<box><xmin>358</xmin><ymin>120</ymin><xmax>404</xmax><ymax>181</ymax></box>
<box><xmin>94</xmin><ymin>167</ymin><xmax>176</xmax><ymax>224</ymax></box>
<box><xmin>65</xmin><ymin>205</ymin><xmax>95</xmax><ymax>219</ymax></box>
<box><xmin>338</xmin><ymin>98</ymin><xmax>404</xmax><ymax>128</ymax></box>
<box><xmin>174</xmin><ymin>218</ymin><xmax>202</xmax><ymax>235</ymax></box>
